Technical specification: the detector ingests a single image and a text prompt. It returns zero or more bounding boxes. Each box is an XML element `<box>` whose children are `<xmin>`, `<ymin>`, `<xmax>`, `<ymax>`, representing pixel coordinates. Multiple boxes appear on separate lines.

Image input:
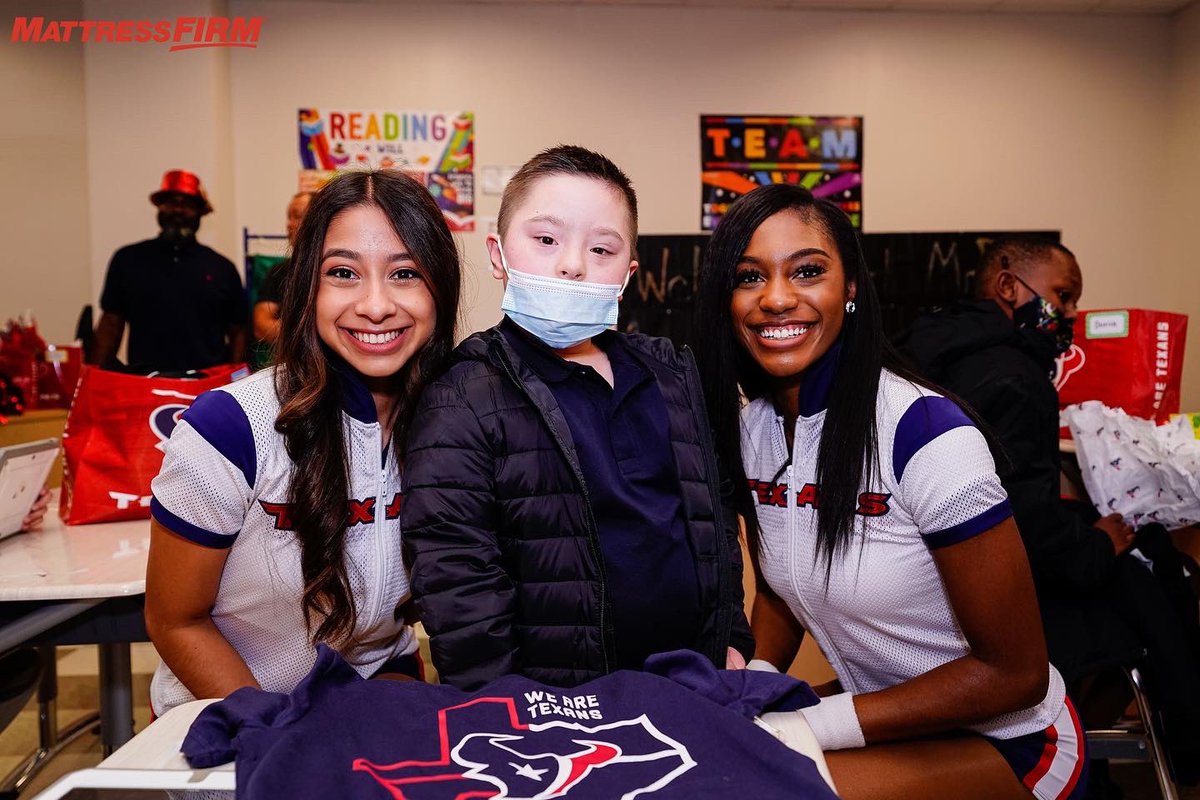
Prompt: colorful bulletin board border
<box><xmin>700</xmin><ymin>115</ymin><xmax>863</xmax><ymax>231</ymax></box>
<box><xmin>298</xmin><ymin>108</ymin><xmax>476</xmax><ymax>231</ymax></box>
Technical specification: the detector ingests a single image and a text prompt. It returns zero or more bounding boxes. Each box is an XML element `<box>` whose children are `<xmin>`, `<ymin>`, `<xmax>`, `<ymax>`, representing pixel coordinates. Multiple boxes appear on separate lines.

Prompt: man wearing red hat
<box><xmin>91</xmin><ymin>170</ymin><xmax>247</xmax><ymax>372</ymax></box>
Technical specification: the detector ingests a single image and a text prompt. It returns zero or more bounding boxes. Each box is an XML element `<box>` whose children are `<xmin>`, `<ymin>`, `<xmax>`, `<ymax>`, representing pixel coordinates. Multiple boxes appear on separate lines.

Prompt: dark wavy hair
<box><xmin>697</xmin><ymin>183</ymin><xmax>923</xmax><ymax>577</ymax></box>
<box><xmin>273</xmin><ymin>170</ymin><xmax>461</xmax><ymax>644</ymax></box>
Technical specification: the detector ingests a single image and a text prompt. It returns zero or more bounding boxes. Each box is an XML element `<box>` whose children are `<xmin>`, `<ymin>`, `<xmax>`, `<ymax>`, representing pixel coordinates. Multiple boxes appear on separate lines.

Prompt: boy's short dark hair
<box><xmin>975</xmin><ymin>235</ymin><xmax>1076</xmax><ymax>298</ymax></box>
<box><xmin>497</xmin><ymin>145</ymin><xmax>638</xmax><ymax>245</ymax></box>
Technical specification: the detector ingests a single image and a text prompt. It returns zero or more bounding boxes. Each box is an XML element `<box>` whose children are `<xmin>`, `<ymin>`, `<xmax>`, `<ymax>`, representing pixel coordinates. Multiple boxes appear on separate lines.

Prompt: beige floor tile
<box><xmin>54</xmin><ymin>643</ymin><xmax>160</xmax><ymax>678</ymax></box>
<box><xmin>53</xmin><ymin>645</ymin><xmax>95</xmax><ymax>678</ymax></box>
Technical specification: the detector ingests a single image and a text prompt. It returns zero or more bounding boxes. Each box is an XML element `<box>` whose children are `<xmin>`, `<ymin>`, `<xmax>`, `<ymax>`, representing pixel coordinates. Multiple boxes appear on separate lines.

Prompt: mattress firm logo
<box><xmin>10</xmin><ymin>16</ymin><xmax>263</xmax><ymax>51</ymax></box>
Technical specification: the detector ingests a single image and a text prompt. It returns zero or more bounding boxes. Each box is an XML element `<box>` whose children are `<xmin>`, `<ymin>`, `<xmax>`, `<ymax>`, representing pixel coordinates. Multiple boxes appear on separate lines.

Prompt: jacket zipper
<box><xmin>490</xmin><ymin>341</ymin><xmax>612</xmax><ymax>674</ymax></box>
<box><xmin>680</xmin><ymin>345</ymin><xmax>732</xmax><ymax>663</ymax></box>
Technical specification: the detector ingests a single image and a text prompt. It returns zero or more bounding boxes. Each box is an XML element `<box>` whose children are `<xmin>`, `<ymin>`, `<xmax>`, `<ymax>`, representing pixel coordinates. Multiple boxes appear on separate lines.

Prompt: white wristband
<box><xmin>755</xmin><ymin>712</ymin><xmax>837</xmax><ymax>792</ymax></box>
<box><xmin>746</xmin><ymin>658</ymin><xmax>780</xmax><ymax>673</ymax></box>
<box><xmin>797</xmin><ymin>692</ymin><xmax>865</xmax><ymax>750</ymax></box>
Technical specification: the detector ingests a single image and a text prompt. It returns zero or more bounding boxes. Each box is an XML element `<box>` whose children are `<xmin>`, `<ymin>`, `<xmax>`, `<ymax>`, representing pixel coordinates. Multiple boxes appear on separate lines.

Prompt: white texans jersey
<box><xmin>741</xmin><ymin>367</ymin><xmax>1065</xmax><ymax>739</ymax></box>
<box><xmin>149</xmin><ymin>367</ymin><xmax>417</xmax><ymax>716</ymax></box>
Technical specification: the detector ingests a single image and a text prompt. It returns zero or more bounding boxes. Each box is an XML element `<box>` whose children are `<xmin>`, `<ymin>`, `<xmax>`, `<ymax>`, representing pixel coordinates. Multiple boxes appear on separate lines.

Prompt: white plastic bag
<box><xmin>1062</xmin><ymin>401</ymin><xmax>1200</xmax><ymax>530</ymax></box>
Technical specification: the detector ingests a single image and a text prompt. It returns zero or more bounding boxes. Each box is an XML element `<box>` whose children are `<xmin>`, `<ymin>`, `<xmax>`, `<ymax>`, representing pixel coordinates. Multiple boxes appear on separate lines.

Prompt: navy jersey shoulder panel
<box><xmin>892</xmin><ymin>395</ymin><xmax>974</xmax><ymax>483</ymax></box>
<box><xmin>924</xmin><ymin>499</ymin><xmax>1013</xmax><ymax>550</ymax></box>
<box><xmin>150</xmin><ymin>497</ymin><xmax>237</xmax><ymax>549</ymax></box>
<box><xmin>180</xmin><ymin>389</ymin><xmax>257</xmax><ymax>487</ymax></box>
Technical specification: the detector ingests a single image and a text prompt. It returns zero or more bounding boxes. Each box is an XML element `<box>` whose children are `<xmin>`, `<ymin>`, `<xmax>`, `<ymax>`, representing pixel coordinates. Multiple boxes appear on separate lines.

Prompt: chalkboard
<box><xmin>865</xmin><ymin>230</ymin><xmax>1060</xmax><ymax>336</ymax></box>
<box><xmin>618</xmin><ymin>230</ymin><xmax>1061</xmax><ymax>348</ymax></box>
<box><xmin>620</xmin><ymin>235</ymin><xmax>710</xmax><ymax>346</ymax></box>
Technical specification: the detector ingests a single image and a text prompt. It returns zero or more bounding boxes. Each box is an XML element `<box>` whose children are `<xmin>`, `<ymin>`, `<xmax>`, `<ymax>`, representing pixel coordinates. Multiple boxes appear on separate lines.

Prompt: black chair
<box><xmin>1068</xmin><ymin>642</ymin><xmax>1182</xmax><ymax>800</ymax></box>
<box><xmin>0</xmin><ymin>646</ymin><xmax>100</xmax><ymax>800</ymax></box>
<box><xmin>0</xmin><ymin>649</ymin><xmax>40</xmax><ymax>733</ymax></box>
<box><xmin>1085</xmin><ymin>660</ymin><xmax>1180</xmax><ymax>800</ymax></box>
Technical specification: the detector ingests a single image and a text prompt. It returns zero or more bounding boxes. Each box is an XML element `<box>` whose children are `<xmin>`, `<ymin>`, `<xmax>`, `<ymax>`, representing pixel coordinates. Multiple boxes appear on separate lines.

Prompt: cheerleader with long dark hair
<box><xmin>145</xmin><ymin>170</ymin><xmax>460</xmax><ymax>717</ymax></box>
<box><xmin>697</xmin><ymin>183</ymin><xmax>1086</xmax><ymax>800</ymax></box>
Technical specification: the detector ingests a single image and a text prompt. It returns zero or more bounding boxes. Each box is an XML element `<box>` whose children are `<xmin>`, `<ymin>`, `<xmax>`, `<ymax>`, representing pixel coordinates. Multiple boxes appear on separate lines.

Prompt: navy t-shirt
<box><xmin>184</xmin><ymin>644</ymin><xmax>834</xmax><ymax>800</ymax></box>
<box><xmin>99</xmin><ymin>236</ymin><xmax>245</xmax><ymax>372</ymax></box>
<box><xmin>502</xmin><ymin>321</ymin><xmax>701</xmax><ymax>670</ymax></box>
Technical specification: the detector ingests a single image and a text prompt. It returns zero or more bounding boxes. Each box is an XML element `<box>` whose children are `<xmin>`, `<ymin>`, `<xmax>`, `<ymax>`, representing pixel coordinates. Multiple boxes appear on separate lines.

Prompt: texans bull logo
<box><xmin>352</xmin><ymin>697</ymin><xmax>695</xmax><ymax>800</ymax></box>
<box><xmin>149</xmin><ymin>389</ymin><xmax>198</xmax><ymax>452</ymax></box>
<box><xmin>1053</xmin><ymin>343</ymin><xmax>1086</xmax><ymax>392</ymax></box>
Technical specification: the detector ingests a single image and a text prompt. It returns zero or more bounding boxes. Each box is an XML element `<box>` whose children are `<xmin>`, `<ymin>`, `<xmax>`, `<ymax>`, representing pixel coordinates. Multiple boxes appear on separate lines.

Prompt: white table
<box><xmin>31</xmin><ymin>700</ymin><xmax>234</xmax><ymax>799</ymax></box>
<box><xmin>0</xmin><ymin>492</ymin><xmax>149</xmax><ymax>603</ymax></box>
<box><xmin>0</xmin><ymin>493</ymin><xmax>150</xmax><ymax>790</ymax></box>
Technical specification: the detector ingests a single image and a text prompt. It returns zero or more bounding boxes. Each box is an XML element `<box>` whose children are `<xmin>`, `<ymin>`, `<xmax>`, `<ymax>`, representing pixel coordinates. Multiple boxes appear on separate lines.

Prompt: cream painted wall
<box><xmin>1167</xmin><ymin>2</ymin><xmax>1200</xmax><ymax>409</ymax></box>
<box><xmin>224</xmin><ymin>1</ymin><xmax>1190</xmax><ymax>398</ymax></box>
<box><xmin>1</xmin><ymin>1</ymin><xmax>1193</xmax><ymax>393</ymax></box>
<box><xmin>81</xmin><ymin>0</ymin><xmax>239</xmax><ymax>337</ymax></box>
<box><xmin>1</xmin><ymin>0</ymin><xmax>91</xmax><ymax>343</ymax></box>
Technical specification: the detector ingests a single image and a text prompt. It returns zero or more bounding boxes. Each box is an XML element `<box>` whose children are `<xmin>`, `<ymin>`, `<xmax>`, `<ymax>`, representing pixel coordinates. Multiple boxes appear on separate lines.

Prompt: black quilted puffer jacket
<box><xmin>401</xmin><ymin>320</ymin><xmax>754</xmax><ymax>690</ymax></box>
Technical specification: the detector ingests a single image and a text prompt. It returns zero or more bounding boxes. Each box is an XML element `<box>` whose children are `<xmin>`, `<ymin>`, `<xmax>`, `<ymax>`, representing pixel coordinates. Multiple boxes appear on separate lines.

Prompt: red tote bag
<box><xmin>1056</xmin><ymin>309</ymin><xmax>1188</xmax><ymax>433</ymax></box>
<box><xmin>59</xmin><ymin>364</ymin><xmax>248</xmax><ymax>525</ymax></box>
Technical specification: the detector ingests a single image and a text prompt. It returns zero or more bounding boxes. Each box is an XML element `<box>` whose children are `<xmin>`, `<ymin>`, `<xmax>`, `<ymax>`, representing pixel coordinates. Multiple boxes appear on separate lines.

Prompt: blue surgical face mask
<box><xmin>496</xmin><ymin>242</ymin><xmax>631</xmax><ymax>350</ymax></box>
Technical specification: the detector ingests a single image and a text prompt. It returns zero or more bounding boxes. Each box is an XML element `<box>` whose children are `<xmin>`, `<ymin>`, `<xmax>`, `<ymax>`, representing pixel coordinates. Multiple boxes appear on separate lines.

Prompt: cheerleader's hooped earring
<box><xmin>844</xmin><ymin>300</ymin><xmax>857</xmax><ymax>314</ymax></box>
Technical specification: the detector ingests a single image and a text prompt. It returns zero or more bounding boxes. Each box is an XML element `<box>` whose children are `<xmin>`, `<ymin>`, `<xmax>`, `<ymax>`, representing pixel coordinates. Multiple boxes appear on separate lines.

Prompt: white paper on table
<box><xmin>1062</xmin><ymin>401</ymin><xmax>1200</xmax><ymax>530</ymax></box>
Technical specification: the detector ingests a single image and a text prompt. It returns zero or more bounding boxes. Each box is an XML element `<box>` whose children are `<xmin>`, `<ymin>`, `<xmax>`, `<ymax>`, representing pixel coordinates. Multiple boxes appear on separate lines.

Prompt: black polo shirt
<box><xmin>99</xmin><ymin>236</ymin><xmax>246</xmax><ymax>372</ymax></box>
<box><xmin>502</xmin><ymin>319</ymin><xmax>701</xmax><ymax>670</ymax></box>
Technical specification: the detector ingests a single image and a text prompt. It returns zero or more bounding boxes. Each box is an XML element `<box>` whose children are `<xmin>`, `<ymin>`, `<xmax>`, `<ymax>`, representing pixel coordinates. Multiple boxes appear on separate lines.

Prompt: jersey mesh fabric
<box><xmin>741</xmin><ymin>369</ymin><xmax>1065</xmax><ymax>739</ymax></box>
<box><xmin>149</xmin><ymin>368</ymin><xmax>416</xmax><ymax>717</ymax></box>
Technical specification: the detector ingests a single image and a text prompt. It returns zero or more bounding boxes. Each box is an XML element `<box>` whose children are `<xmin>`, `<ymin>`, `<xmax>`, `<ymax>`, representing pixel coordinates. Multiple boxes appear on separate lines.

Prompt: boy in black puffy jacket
<box><xmin>402</xmin><ymin>146</ymin><xmax>753</xmax><ymax>690</ymax></box>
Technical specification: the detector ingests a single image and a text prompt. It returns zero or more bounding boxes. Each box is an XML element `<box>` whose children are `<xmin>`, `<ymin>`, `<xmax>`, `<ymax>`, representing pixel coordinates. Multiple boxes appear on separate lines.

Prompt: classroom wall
<box><xmin>225</xmin><ymin>1</ymin><xmax>1189</xmax><ymax>400</ymax></box>
<box><xmin>82</xmin><ymin>0</ymin><xmax>239</xmax><ymax>324</ymax></box>
<box><xmin>1</xmin><ymin>0</ymin><xmax>91</xmax><ymax>344</ymax></box>
<box><xmin>1166</xmin><ymin>1</ymin><xmax>1200</xmax><ymax>410</ymax></box>
<box><xmin>2</xmin><ymin>0</ymin><xmax>1196</xmax><ymax>407</ymax></box>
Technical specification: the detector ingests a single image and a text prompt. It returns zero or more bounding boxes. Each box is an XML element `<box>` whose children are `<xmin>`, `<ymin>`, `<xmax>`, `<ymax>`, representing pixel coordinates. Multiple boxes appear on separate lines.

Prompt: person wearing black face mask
<box><xmin>91</xmin><ymin>170</ymin><xmax>247</xmax><ymax>373</ymax></box>
<box><xmin>1008</xmin><ymin>271</ymin><xmax>1076</xmax><ymax>362</ymax></box>
<box><xmin>899</xmin><ymin>235</ymin><xmax>1200</xmax><ymax>789</ymax></box>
